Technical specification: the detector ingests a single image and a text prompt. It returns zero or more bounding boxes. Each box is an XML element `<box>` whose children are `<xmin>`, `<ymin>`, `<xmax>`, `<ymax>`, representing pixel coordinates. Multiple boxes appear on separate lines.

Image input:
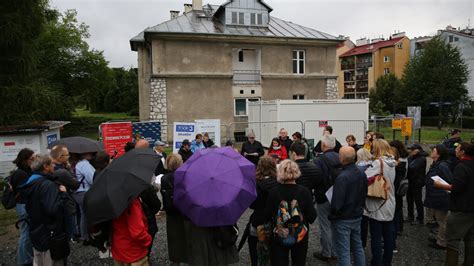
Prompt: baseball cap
<box><xmin>407</xmin><ymin>144</ymin><xmax>423</xmax><ymax>151</ymax></box>
<box><xmin>154</xmin><ymin>140</ymin><xmax>167</xmax><ymax>147</ymax></box>
<box><xmin>182</xmin><ymin>139</ymin><xmax>191</xmax><ymax>146</ymax></box>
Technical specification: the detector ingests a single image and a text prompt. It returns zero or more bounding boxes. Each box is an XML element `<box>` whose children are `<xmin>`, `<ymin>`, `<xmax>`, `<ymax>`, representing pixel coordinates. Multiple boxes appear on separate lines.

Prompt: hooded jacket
<box><xmin>364</xmin><ymin>156</ymin><xmax>397</xmax><ymax>221</ymax></box>
<box><xmin>424</xmin><ymin>160</ymin><xmax>452</xmax><ymax>211</ymax></box>
<box><xmin>18</xmin><ymin>173</ymin><xmax>67</xmax><ymax>251</ymax></box>
<box><xmin>407</xmin><ymin>151</ymin><xmax>428</xmax><ymax>187</ymax></box>
<box><xmin>249</xmin><ymin>176</ymin><xmax>279</xmax><ymax>227</ymax></box>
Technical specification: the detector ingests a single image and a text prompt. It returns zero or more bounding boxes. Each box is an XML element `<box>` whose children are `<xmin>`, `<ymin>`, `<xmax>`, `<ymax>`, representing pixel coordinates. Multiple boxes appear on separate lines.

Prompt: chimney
<box><xmin>391</xmin><ymin>31</ymin><xmax>406</xmax><ymax>38</ymax></box>
<box><xmin>170</xmin><ymin>10</ymin><xmax>179</xmax><ymax>19</ymax></box>
<box><xmin>184</xmin><ymin>3</ymin><xmax>192</xmax><ymax>13</ymax></box>
<box><xmin>356</xmin><ymin>38</ymin><xmax>369</xmax><ymax>46</ymax></box>
<box><xmin>371</xmin><ymin>37</ymin><xmax>385</xmax><ymax>43</ymax></box>
<box><xmin>192</xmin><ymin>0</ymin><xmax>203</xmax><ymax>10</ymax></box>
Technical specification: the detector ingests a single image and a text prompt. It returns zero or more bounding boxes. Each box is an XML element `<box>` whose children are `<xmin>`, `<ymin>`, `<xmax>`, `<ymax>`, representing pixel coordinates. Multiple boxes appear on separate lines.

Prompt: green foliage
<box><xmin>398</xmin><ymin>37</ymin><xmax>469</xmax><ymax>119</ymax></box>
<box><xmin>369</xmin><ymin>74</ymin><xmax>402</xmax><ymax>114</ymax></box>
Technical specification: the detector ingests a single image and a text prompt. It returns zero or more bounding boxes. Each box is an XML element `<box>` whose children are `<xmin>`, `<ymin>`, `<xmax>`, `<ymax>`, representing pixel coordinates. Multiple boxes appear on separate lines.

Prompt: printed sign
<box><xmin>173</xmin><ymin>122</ymin><xmax>196</xmax><ymax>153</ymax></box>
<box><xmin>196</xmin><ymin>119</ymin><xmax>221</xmax><ymax>147</ymax></box>
<box><xmin>392</xmin><ymin>119</ymin><xmax>402</xmax><ymax>130</ymax></box>
<box><xmin>101</xmin><ymin>122</ymin><xmax>133</xmax><ymax>157</ymax></box>
<box><xmin>407</xmin><ymin>106</ymin><xmax>422</xmax><ymax>129</ymax></box>
<box><xmin>47</xmin><ymin>134</ymin><xmax>58</xmax><ymax>146</ymax></box>
<box><xmin>0</xmin><ymin>135</ymin><xmax>41</xmax><ymax>162</ymax></box>
<box><xmin>133</xmin><ymin>121</ymin><xmax>161</xmax><ymax>148</ymax></box>
<box><xmin>319</xmin><ymin>120</ymin><xmax>328</xmax><ymax>127</ymax></box>
<box><xmin>401</xmin><ymin>118</ymin><xmax>413</xmax><ymax>137</ymax></box>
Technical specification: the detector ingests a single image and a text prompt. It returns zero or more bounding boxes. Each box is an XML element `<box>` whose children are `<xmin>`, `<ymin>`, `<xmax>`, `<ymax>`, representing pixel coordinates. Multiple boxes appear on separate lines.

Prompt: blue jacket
<box><xmin>329</xmin><ymin>163</ymin><xmax>368</xmax><ymax>220</ymax></box>
<box><xmin>191</xmin><ymin>140</ymin><xmax>205</xmax><ymax>153</ymax></box>
<box><xmin>424</xmin><ymin>160</ymin><xmax>452</xmax><ymax>211</ymax></box>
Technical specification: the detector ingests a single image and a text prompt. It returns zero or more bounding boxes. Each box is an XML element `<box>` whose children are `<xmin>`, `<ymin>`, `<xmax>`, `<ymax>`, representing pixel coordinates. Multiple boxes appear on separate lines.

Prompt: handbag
<box><xmin>397</xmin><ymin>179</ymin><xmax>409</xmax><ymax>197</ymax></box>
<box><xmin>367</xmin><ymin>159</ymin><xmax>389</xmax><ymax>200</ymax></box>
<box><xmin>49</xmin><ymin>232</ymin><xmax>70</xmax><ymax>260</ymax></box>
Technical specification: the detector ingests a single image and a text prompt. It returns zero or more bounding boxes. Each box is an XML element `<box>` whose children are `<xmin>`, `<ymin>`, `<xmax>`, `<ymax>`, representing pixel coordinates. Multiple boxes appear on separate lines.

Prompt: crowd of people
<box><xmin>3</xmin><ymin>126</ymin><xmax>474</xmax><ymax>266</ymax></box>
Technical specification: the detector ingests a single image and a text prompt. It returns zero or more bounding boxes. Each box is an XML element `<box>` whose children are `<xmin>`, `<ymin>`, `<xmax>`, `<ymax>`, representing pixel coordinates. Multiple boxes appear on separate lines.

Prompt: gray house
<box><xmin>130</xmin><ymin>0</ymin><xmax>342</xmax><ymax>141</ymax></box>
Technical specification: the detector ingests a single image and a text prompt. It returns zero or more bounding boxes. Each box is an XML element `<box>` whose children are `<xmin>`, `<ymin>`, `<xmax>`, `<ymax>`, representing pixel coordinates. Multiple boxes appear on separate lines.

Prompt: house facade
<box><xmin>130</xmin><ymin>0</ymin><xmax>342</xmax><ymax>141</ymax></box>
<box><xmin>339</xmin><ymin>34</ymin><xmax>410</xmax><ymax>99</ymax></box>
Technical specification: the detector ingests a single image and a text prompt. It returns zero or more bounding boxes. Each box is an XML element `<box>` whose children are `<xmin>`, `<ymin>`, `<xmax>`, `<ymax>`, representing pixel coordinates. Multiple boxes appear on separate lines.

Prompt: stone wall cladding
<box><xmin>325</xmin><ymin>78</ymin><xmax>339</xmax><ymax>99</ymax></box>
<box><xmin>149</xmin><ymin>78</ymin><xmax>168</xmax><ymax>142</ymax></box>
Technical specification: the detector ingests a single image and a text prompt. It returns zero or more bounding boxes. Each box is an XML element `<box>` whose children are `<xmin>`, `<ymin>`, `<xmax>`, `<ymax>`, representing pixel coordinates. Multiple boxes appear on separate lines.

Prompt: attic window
<box><xmin>257</xmin><ymin>14</ymin><xmax>263</xmax><ymax>25</ymax></box>
<box><xmin>232</xmin><ymin>12</ymin><xmax>237</xmax><ymax>24</ymax></box>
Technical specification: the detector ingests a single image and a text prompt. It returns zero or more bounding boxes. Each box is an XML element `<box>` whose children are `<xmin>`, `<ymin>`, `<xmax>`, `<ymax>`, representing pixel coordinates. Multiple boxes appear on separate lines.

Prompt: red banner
<box><xmin>101</xmin><ymin>122</ymin><xmax>133</xmax><ymax>158</ymax></box>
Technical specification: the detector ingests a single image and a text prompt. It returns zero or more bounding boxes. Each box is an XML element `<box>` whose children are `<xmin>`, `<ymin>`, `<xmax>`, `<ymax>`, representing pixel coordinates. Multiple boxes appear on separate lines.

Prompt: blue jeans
<box><xmin>332</xmin><ymin>217</ymin><xmax>365</xmax><ymax>266</ymax></box>
<box><xmin>317</xmin><ymin>201</ymin><xmax>336</xmax><ymax>257</ymax></box>
<box><xmin>15</xmin><ymin>204</ymin><xmax>33</xmax><ymax>265</ymax></box>
<box><xmin>369</xmin><ymin>218</ymin><xmax>396</xmax><ymax>266</ymax></box>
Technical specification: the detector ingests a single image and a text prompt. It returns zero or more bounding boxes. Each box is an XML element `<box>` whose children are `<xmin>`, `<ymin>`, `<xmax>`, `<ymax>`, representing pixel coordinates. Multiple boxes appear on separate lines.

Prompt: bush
<box><xmin>421</xmin><ymin>116</ymin><xmax>474</xmax><ymax>129</ymax></box>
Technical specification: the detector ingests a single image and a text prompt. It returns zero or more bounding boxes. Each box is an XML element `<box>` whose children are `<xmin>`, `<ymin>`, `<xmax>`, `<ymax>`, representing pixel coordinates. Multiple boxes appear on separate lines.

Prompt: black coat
<box><xmin>443</xmin><ymin>137</ymin><xmax>462</xmax><ymax>168</ymax></box>
<box><xmin>249</xmin><ymin>177</ymin><xmax>279</xmax><ymax>227</ymax></box>
<box><xmin>449</xmin><ymin>159</ymin><xmax>474</xmax><ymax>212</ymax></box>
<box><xmin>313</xmin><ymin>139</ymin><xmax>342</xmax><ymax>155</ymax></box>
<box><xmin>241</xmin><ymin>141</ymin><xmax>264</xmax><ymax>165</ymax></box>
<box><xmin>140</xmin><ymin>185</ymin><xmax>161</xmax><ymax>236</ymax></box>
<box><xmin>424</xmin><ymin>160</ymin><xmax>452</xmax><ymax>211</ymax></box>
<box><xmin>279</xmin><ymin>137</ymin><xmax>293</xmax><ymax>158</ymax></box>
<box><xmin>312</xmin><ymin>151</ymin><xmax>341</xmax><ymax>204</ymax></box>
<box><xmin>203</xmin><ymin>139</ymin><xmax>215</xmax><ymax>148</ymax></box>
<box><xmin>407</xmin><ymin>151</ymin><xmax>427</xmax><ymax>187</ymax></box>
<box><xmin>295</xmin><ymin>159</ymin><xmax>321</xmax><ymax>196</ymax></box>
<box><xmin>178</xmin><ymin>148</ymin><xmax>193</xmax><ymax>163</ymax></box>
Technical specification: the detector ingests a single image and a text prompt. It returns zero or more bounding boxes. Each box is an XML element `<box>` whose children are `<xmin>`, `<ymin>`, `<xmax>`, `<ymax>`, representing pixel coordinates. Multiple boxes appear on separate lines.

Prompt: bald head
<box><xmin>135</xmin><ymin>139</ymin><xmax>150</xmax><ymax>149</ymax></box>
<box><xmin>339</xmin><ymin>146</ymin><xmax>356</xmax><ymax>166</ymax></box>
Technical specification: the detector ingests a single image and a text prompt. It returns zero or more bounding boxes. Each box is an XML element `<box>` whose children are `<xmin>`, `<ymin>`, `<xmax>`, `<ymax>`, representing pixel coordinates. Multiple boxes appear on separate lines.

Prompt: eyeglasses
<box><xmin>61</xmin><ymin>154</ymin><xmax>70</xmax><ymax>158</ymax></box>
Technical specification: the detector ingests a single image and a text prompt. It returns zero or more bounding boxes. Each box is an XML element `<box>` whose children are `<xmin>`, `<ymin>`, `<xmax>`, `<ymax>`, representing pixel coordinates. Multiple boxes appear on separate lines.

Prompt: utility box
<box><xmin>248</xmin><ymin>99</ymin><xmax>369</xmax><ymax>147</ymax></box>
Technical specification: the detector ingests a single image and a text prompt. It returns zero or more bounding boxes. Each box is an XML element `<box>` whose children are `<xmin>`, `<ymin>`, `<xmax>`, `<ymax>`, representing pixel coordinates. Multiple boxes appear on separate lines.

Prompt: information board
<box><xmin>101</xmin><ymin>122</ymin><xmax>133</xmax><ymax>157</ymax></box>
<box><xmin>195</xmin><ymin>119</ymin><xmax>221</xmax><ymax>147</ymax></box>
<box><xmin>173</xmin><ymin>122</ymin><xmax>196</xmax><ymax>153</ymax></box>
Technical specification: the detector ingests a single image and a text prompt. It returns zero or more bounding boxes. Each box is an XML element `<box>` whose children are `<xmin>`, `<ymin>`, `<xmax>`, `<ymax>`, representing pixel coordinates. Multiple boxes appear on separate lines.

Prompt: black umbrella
<box><xmin>49</xmin><ymin>136</ymin><xmax>101</xmax><ymax>154</ymax></box>
<box><xmin>84</xmin><ymin>148</ymin><xmax>159</xmax><ymax>227</ymax></box>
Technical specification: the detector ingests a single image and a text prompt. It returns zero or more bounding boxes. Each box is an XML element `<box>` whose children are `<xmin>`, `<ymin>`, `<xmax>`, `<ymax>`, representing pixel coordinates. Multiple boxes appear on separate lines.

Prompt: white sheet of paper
<box><xmin>431</xmin><ymin>175</ymin><xmax>449</xmax><ymax>186</ymax></box>
<box><xmin>325</xmin><ymin>186</ymin><xmax>334</xmax><ymax>203</ymax></box>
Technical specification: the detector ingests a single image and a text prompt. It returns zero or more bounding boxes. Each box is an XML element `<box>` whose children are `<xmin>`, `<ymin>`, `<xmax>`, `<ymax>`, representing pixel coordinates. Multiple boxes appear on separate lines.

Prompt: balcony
<box><xmin>356</xmin><ymin>61</ymin><xmax>372</xmax><ymax>69</ymax></box>
<box><xmin>356</xmin><ymin>75</ymin><xmax>368</xmax><ymax>81</ymax></box>
<box><xmin>233</xmin><ymin>70</ymin><xmax>261</xmax><ymax>85</ymax></box>
<box><xmin>341</xmin><ymin>62</ymin><xmax>355</xmax><ymax>70</ymax></box>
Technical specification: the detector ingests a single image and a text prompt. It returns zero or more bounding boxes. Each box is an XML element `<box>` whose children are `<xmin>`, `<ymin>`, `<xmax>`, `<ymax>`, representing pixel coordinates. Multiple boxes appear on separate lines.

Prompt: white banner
<box><xmin>195</xmin><ymin>119</ymin><xmax>221</xmax><ymax>147</ymax></box>
<box><xmin>173</xmin><ymin>122</ymin><xmax>197</xmax><ymax>153</ymax></box>
<box><xmin>0</xmin><ymin>135</ymin><xmax>41</xmax><ymax>162</ymax></box>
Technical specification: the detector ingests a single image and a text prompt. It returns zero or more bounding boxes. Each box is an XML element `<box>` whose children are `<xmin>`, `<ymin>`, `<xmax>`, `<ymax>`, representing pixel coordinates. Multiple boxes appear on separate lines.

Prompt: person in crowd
<box><xmin>241</xmin><ymin>132</ymin><xmax>265</xmax><ymax>165</ymax></box>
<box><xmin>135</xmin><ymin>139</ymin><xmax>150</xmax><ymax>149</ymax></box>
<box><xmin>247</xmin><ymin>156</ymin><xmax>279</xmax><ymax>266</ymax></box>
<box><xmin>268</xmin><ymin>137</ymin><xmax>288</xmax><ymax>163</ymax></box>
<box><xmin>226</xmin><ymin>140</ymin><xmax>239</xmax><ymax>152</ymax></box>
<box><xmin>50</xmin><ymin>145</ymin><xmax>71</xmax><ymax>171</ymax></box>
<box><xmin>264</xmin><ymin>160</ymin><xmax>317</xmax><ymax>265</ymax></box>
<box><xmin>363</xmin><ymin>131</ymin><xmax>375</xmax><ymax>153</ymax></box>
<box><xmin>291</xmin><ymin>132</ymin><xmax>309</xmax><ymax>161</ymax></box>
<box><xmin>161</xmin><ymin>154</ymin><xmax>190</xmax><ymax>265</ymax></box>
<box><xmin>389</xmin><ymin>140</ymin><xmax>409</xmax><ymax>236</ymax></box>
<box><xmin>290</xmin><ymin>142</ymin><xmax>320</xmax><ymax>195</ymax></box>
<box><xmin>424</xmin><ymin>145</ymin><xmax>452</xmax><ymax>250</ymax></box>
<box><xmin>373</xmin><ymin>132</ymin><xmax>385</xmax><ymax>140</ymax></box>
<box><xmin>346</xmin><ymin>134</ymin><xmax>361</xmax><ymax>152</ymax></box>
<box><xmin>178</xmin><ymin>139</ymin><xmax>193</xmax><ymax>163</ymax></box>
<box><xmin>364</xmin><ymin>139</ymin><xmax>397</xmax><ymax>266</ymax></box>
<box><xmin>124</xmin><ymin>142</ymin><xmax>135</xmax><ymax>153</ymax></box>
<box><xmin>191</xmin><ymin>134</ymin><xmax>205</xmax><ymax>153</ymax></box>
<box><xmin>111</xmin><ymin>192</ymin><xmax>152</xmax><ymax>265</ymax></box>
<box><xmin>406</xmin><ymin>144</ymin><xmax>428</xmax><ymax>226</ymax></box>
<box><xmin>312</xmin><ymin>135</ymin><xmax>340</xmax><ymax>261</ymax></box>
<box><xmin>18</xmin><ymin>154</ymin><xmax>69</xmax><ymax>265</ymax></box>
<box><xmin>330</xmin><ymin>146</ymin><xmax>367</xmax><ymax>266</ymax></box>
<box><xmin>92</xmin><ymin>151</ymin><xmax>110</xmax><ymax>182</ymax></box>
<box><xmin>10</xmin><ymin>148</ymin><xmax>34</xmax><ymax>266</ymax></box>
<box><xmin>279</xmin><ymin>128</ymin><xmax>293</xmax><ymax>159</ymax></box>
<box><xmin>153</xmin><ymin>140</ymin><xmax>168</xmax><ymax>176</ymax></box>
<box><xmin>73</xmin><ymin>152</ymin><xmax>96</xmax><ymax>243</ymax></box>
<box><xmin>434</xmin><ymin>142</ymin><xmax>474</xmax><ymax>265</ymax></box>
<box><xmin>442</xmin><ymin>129</ymin><xmax>462</xmax><ymax>168</ymax></box>
<box><xmin>202</xmin><ymin>132</ymin><xmax>215</xmax><ymax>148</ymax></box>
<box><xmin>356</xmin><ymin>148</ymin><xmax>372</xmax><ymax>248</ymax></box>
<box><xmin>313</xmin><ymin>126</ymin><xmax>342</xmax><ymax>156</ymax></box>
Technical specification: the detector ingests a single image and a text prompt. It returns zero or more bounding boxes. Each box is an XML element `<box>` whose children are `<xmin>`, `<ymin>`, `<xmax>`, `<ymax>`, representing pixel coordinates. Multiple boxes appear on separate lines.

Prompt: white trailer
<box><xmin>247</xmin><ymin>99</ymin><xmax>369</xmax><ymax>147</ymax></box>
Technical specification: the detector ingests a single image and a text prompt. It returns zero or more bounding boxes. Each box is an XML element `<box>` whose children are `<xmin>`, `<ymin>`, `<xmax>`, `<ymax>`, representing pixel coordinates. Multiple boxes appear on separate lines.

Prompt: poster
<box><xmin>0</xmin><ymin>135</ymin><xmax>41</xmax><ymax>162</ymax></box>
<box><xmin>401</xmin><ymin>118</ymin><xmax>413</xmax><ymax>137</ymax></box>
<box><xmin>47</xmin><ymin>134</ymin><xmax>58</xmax><ymax>147</ymax></box>
<box><xmin>195</xmin><ymin>119</ymin><xmax>221</xmax><ymax>147</ymax></box>
<box><xmin>407</xmin><ymin>106</ymin><xmax>422</xmax><ymax>129</ymax></box>
<box><xmin>173</xmin><ymin>122</ymin><xmax>196</xmax><ymax>153</ymax></box>
<box><xmin>133</xmin><ymin>121</ymin><xmax>161</xmax><ymax>148</ymax></box>
<box><xmin>101</xmin><ymin>122</ymin><xmax>133</xmax><ymax>157</ymax></box>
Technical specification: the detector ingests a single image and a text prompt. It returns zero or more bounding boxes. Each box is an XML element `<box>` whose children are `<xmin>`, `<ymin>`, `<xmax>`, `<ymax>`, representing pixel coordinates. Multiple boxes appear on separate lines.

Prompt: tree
<box><xmin>369</xmin><ymin>73</ymin><xmax>402</xmax><ymax>114</ymax></box>
<box><xmin>398</xmin><ymin>37</ymin><xmax>469</xmax><ymax>122</ymax></box>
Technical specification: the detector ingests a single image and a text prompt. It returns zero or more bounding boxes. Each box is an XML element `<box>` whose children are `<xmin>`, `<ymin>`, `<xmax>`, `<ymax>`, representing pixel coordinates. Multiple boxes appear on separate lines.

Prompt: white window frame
<box><xmin>383</xmin><ymin>56</ymin><xmax>390</xmax><ymax>63</ymax></box>
<box><xmin>397</xmin><ymin>43</ymin><xmax>403</xmax><ymax>49</ymax></box>
<box><xmin>257</xmin><ymin>13</ymin><xmax>263</xmax><ymax>25</ymax></box>
<box><xmin>292</xmin><ymin>50</ymin><xmax>305</xmax><ymax>75</ymax></box>
<box><xmin>448</xmin><ymin>35</ymin><xmax>454</xmax><ymax>43</ymax></box>
<box><xmin>384</xmin><ymin>68</ymin><xmax>390</xmax><ymax>74</ymax></box>
<box><xmin>231</xmin><ymin>12</ymin><xmax>237</xmax><ymax>24</ymax></box>
<box><xmin>239</xmin><ymin>12</ymin><xmax>245</xmax><ymax>24</ymax></box>
<box><xmin>234</xmin><ymin>98</ymin><xmax>260</xmax><ymax>117</ymax></box>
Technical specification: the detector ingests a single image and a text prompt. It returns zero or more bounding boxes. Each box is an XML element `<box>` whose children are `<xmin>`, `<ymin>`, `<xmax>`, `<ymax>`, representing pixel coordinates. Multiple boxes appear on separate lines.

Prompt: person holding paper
<box><xmin>424</xmin><ymin>145</ymin><xmax>453</xmax><ymax>250</ymax></box>
<box><xmin>434</xmin><ymin>142</ymin><xmax>474</xmax><ymax>265</ymax></box>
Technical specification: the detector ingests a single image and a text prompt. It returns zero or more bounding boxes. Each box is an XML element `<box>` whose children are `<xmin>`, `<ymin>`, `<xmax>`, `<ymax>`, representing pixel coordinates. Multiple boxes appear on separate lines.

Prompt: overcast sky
<box><xmin>50</xmin><ymin>0</ymin><xmax>473</xmax><ymax>68</ymax></box>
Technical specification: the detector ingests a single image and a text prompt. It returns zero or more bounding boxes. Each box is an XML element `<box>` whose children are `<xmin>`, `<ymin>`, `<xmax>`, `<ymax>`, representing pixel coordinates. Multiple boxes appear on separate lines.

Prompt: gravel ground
<box><xmin>0</xmin><ymin>207</ymin><xmax>463</xmax><ymax>265</ymax></box>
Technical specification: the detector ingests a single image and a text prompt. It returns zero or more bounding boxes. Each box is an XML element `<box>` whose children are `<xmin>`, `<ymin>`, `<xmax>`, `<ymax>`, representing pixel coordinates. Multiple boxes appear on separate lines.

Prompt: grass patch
<box><xmin>74</xmin><ymin>107</ymin><xmax>138</xmax><ymax>120</ymax></box>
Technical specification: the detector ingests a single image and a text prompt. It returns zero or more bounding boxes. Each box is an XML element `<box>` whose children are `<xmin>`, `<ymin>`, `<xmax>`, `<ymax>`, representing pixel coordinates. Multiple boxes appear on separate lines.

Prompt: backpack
<box><xmin>273</xmin><ymin>199</ymin><xmax>308</xmax><ymax>247</ymax></box>
<box><xmin>213</xmin><ymin>225</ymin><xmax>239</xmax><ymax>249</ymax></box>
<box><xmin>2</xmin><ymin>175</ymin><xmax>17</xmax><ymax>209</ymax></box>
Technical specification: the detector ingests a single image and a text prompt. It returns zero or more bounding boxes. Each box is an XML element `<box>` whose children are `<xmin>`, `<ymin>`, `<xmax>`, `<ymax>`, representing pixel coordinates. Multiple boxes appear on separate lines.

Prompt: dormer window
<box><xmin>257</xmin><ymin>14</ymin><xmax>263</xmax><ymax>25</ymax></box>
<box><xmin>232</xmin><ymin>12</ymin><xmax>237</xmax><ymax>24</ymax></box>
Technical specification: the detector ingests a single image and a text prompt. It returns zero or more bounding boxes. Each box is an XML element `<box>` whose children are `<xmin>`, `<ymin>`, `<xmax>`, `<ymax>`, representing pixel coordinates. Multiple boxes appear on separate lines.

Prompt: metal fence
<box><xmin>304</xmin><ymin>120</ymin><xmax>367</xmax><ymax>147</ymax></box>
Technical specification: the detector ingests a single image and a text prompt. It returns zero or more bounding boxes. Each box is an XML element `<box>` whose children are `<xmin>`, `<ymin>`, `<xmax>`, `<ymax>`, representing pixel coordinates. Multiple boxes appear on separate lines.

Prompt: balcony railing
<box><xmin>341</xmin><ymin>63</ymin><xmax>355</xmax><ymax>70</ymax></box>
<box><xmin>356</xmin><ymin>62</ymin><xmax>372</xmax><ymax>69</ymax></box>
<box><xmin>233</xmin><ymin>70</ymin><xmax>261</xmax><ymax>85</ymax></box>
<box><xmin>356</xmin><ymin>75</ymin><xmax>368</xmax><ymax>81</ymax></box>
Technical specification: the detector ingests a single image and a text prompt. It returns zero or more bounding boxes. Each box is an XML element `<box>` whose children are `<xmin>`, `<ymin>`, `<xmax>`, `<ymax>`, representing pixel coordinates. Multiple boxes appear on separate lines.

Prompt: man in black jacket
<box><xmin>313</xmin><ymin>126</ymin><xmax>342</xmax><ymax>156</ymax></box>
<box><xmin>19</xmin><ymin>154</ymin><xmax>69</xmax><ymax>265</ymax></box>
<box><xmin>290</xmin><ymin>142</ymin><xmax>322</xmax><ymax>196</ymax></box>
<box><xmin>241</xmin><ymin>132</ymin><xmax>264</xmax><ymax>165</ymax></box>
<box><xmin>406</xmin><ymin>144</ymin><xmax>428</xmax><ymax>225</ymax></box>
<box><xmin>178</xmin><ymin>139</ymin><xmax>193</xmax><ymax>163</ymax></box>
<box><xmin>330</xmin><ymin>146</ymin><xmax>367</xmax><ymax>266</ymax></box>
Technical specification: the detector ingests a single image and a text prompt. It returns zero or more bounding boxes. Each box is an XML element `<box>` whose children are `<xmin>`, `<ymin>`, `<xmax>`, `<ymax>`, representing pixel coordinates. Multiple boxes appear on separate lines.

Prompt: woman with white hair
<box><xmin>264</xmin><ymin>160</ymin><xmax>317</xmax><ymax>265</ymax></box>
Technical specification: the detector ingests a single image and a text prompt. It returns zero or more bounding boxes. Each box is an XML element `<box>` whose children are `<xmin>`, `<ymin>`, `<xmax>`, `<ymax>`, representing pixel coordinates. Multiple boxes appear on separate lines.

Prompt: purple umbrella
<box><xmin>174</xmin><ymin>147</ymin><xmax>257</xmax><ymax>227</ymax></box>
